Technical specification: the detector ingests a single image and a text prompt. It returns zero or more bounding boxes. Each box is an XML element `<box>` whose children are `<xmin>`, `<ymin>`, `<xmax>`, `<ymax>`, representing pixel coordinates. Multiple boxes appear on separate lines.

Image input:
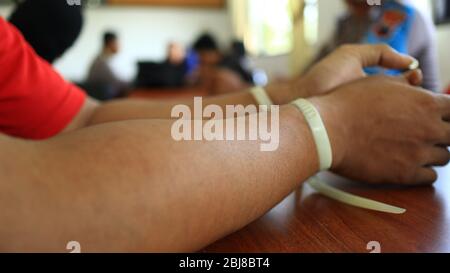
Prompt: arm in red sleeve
<box><xmin>0</xmin><ymin>17</ymin><xmax>86</xmax><ymax>140</ymax></box>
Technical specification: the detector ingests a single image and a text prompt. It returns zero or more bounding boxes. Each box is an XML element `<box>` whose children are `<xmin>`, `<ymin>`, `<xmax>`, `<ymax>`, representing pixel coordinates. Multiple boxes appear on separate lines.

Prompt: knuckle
<box><xmin>416</xmin><ymin>98</ymin><xmax>442</xmax><ymax>127</ymax></box>
<box><xmin>431</xmin><ymin>124</ymin><xmax>447</xmax><ymax>143</ymax></box>
<box><xmin>393</xmin><ymin>159</ymin><xmax>414</xmax><ymax>184</ymax></box>
<box><xmin>337</xmin><ymin>44</ymin><xmax>355</xmax><ymax>53</ymax></box>
<box><xmin>396</xmin><ymin>169</ymin><xmax>414</xmax><ymax>184</ymax></box>
<box><xmin>424</xmin><ymin>95</ymin><xmax>441</xmax><ymax>112</ymax></box>
<box><xmin>411</xmin><ymin>147</ymin><xmax>427</xmax><ymax>163</ymax></box>
<box><xmin>414</xmin><ymin>90</ymin><xmax>435</xmax><ymax>104</ymax></box>
<box><xmin>438</xmin><ymin>128</ymin><xmax>448</xmax><ymax>142</ymax></box>
<box><xmin>376</xmin><ymin>43</ymin><xmax>391</xmax><ymax>52</ymax></box>
<box><xmin>377</xmin><ymin>75</ymin><xmax>393</xmax><ymax>82</ymax></box>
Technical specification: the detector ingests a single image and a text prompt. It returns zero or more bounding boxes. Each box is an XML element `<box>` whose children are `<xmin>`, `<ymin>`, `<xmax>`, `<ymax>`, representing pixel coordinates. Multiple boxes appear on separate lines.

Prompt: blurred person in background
<box><xmin>86</xmin><ymin>31</ymin><xmax>130</xmax><ymax>99</ymax></box>
<box><xmin>221</xmin><ymin>40</ymin><xmax>256</xmax><ymax>85</ymax></box>
<box><xmin>191</xmin><ymin>33</ymin><xmax>251</xmax><ymax>95</ymax></box>
<box><xmin>166</xmin><ymin>42</ymin><xmax>187</xmax><ymax>67</ymax></box>
<box><xmin>309</xmin><ymin>0</ymin><xmax>440</xmax><ymax>91</ymax></box>
<box><xmin>163</xmin><ymin>42</ymin><xmax>190</xmax><ymax>87</ymax></box>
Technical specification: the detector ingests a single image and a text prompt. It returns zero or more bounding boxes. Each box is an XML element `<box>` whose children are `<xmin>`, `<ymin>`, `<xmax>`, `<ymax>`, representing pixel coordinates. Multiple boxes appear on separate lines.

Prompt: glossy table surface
<box><xmin>204</xmin><ymin>167</ymin><xmax>450</xmax><ymax>253</ymax></box>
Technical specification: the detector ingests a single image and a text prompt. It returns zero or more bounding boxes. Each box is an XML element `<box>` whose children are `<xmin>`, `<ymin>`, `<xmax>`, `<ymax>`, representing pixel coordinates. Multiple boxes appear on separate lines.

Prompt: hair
<box><xmin>231</xmin><ymin>40</ymin><xmax>246</xmax><ymax>58</ymax></box>
<box><xmin>193</xmin><ymin>33</ymin><xmax>219</xmax><ymax>52</ymax></box>
<box><xmin>9</xmin><ymin>0</ymin><xmax>83</xmax><ymax>64</ymax></box>
<box><xmin>103</xmin><ymin>31</ymin><xmax>117</xmax><ymax>48</ymax></box>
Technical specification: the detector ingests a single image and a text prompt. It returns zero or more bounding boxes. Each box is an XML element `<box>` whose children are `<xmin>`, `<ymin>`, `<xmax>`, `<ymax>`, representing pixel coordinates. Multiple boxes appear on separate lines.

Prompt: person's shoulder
<box><xmin>409</xmin><ymin>4</ymin><xmax>435</xmax><ymax>33</ymax></box>
<box><xmin>396</xmin><ymin>1</ymin><xmax>430</xmax><ymax>24</ymax></box>
<box><xmin>334</xmin><ymin>12</ymin><xmax>355</xmax><ymax>31</ymax></box>
<box><xmin>0</xmin><ymin>17</ymin><xmax>15</xmax><ymax>40</ymax></box>
<box><xmin>91</xmin><ymin>55</ymin><xmax>109</xmax><ymax>67</ymax></box>
<box><xmin>337</xmin><ymin>12</ymin><xmax>352</xmax><ymax>24</ymax></box>
<box><xmin>0</xmin><ymin>17</ymin><xmax>6</xmax><ymax>38</ymax></box>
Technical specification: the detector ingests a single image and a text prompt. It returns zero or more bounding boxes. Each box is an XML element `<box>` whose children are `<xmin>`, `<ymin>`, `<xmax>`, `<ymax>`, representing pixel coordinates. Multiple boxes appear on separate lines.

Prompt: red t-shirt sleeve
<box><xmin>0</xmin><ymin>17</ymin><xmax>86</xmax><ymax>140</ymax></box>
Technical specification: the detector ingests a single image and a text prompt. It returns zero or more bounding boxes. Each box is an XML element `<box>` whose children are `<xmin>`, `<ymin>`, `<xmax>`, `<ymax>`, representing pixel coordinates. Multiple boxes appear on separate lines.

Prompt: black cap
<box><xmin>9</xmin><ymin>0</ymin><xmax>84</xmax><ymax>63</ymax></box>
<box><xmin>193</xmin><ymin>33</ymin><xmax>219</xmax><ymax>51</ymax></box>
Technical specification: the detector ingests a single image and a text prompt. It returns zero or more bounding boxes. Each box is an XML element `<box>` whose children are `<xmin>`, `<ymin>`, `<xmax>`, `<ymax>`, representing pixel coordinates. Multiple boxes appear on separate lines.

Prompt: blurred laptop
<box><xmin>135</xmin><ymin>61</ymin><xmax>187</xmax><ymax>89</ymax></box>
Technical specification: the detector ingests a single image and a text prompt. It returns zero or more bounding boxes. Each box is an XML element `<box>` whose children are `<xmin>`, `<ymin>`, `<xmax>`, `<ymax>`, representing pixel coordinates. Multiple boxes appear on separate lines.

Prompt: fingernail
<box><xmin>409</xmin><ymin>59</ymin><xmax>420</xmax><ymax>70</ymax></box>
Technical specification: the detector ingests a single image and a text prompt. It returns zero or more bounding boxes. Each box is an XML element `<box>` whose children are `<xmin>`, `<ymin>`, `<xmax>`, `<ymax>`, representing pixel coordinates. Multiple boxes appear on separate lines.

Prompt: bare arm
<box><xmin>85</xmin><ymin>45</ymin><xmax>419</xmax><ymax>126</ymax></box>
<box><xmin>87</xmin><ymin>81</ymin><xmax>298</xmax><ymax>124</ymax></box>
<box><xmin>2</xmin><ymin>76</ymin><xmax>449</xmax><ymax>252</ymax></box>
<box><xmin>0</xmin><ymin>106</ymin><xmax>317</xmax><ymax>252</ymax></box>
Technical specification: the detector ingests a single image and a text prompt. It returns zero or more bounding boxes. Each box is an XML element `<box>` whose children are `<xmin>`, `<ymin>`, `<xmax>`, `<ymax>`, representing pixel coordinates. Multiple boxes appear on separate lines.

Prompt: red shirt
<box><xmin>0</xmin><ymin>17</ymin><xmax>86</xmax><ymax>139</ymax></box>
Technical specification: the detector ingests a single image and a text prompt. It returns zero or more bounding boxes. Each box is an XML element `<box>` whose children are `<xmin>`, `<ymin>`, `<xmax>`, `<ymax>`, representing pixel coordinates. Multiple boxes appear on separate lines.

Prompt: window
<box><xmin>303</xmin><ymin>0</ymin><xmax>318</xmax><ymax>45</ymax></box>
<box><xmin>245</xmin><ymin>0</ymin><xmax>293</xmax><ymax>56</ymax></box>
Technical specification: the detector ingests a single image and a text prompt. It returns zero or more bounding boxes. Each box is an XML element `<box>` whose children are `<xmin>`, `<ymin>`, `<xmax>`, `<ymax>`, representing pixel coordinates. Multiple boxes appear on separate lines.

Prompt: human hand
<box><xmin>310</xmin><ymin>76</ymin><xmax>450</xmax><ymax>185</ymax></box>
<box><xmin>297</xmin><ymin>44</ymin><xmax>422</xmax><ymax>98</ymax></box>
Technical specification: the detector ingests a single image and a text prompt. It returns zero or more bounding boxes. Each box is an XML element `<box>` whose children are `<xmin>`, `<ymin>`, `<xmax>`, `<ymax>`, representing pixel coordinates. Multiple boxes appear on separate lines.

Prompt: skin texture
<box><xmin>0</xmin><ymin>45</ymin><xmax>448</xmax><ymax>252</ymax></box>
<box><xmin>0</xmin><ymin>107</ymin><xmax>317</xmax><ymax>252</ymax></box>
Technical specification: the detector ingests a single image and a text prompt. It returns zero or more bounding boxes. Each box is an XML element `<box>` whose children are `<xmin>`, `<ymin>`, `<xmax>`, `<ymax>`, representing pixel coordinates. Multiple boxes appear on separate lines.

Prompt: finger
<box><xmin>402</xmin><ymin>69</ymin><xmax>423</xmax><ymax>87</ymax></box>
<box><xmin>443</xmin><ymin>124</ymin><xmax>450</xmax><ymax>145</ymax></box>
<box><xmin>424</xmin><ymin>146</ymin><xmax>450</xmax><ymax>167</ymax></box>
<box><xmin>413</xmin><ymin>167</ymin><xmax>438</xmax><ymax>185</ymax></box>
<box><xmin>435</xmin><ymin>94</ymin><xmax>450</xmax><ymax>121</ymax></box>
<box><xmin>351</xmin><ymin>44</ymin><xmax>417</xmax><ymax>70</ymax></box>
<box><xmin>387</xmin><ymin>74</ymin><xmax>411</xmax><ymax>85</ymax></box>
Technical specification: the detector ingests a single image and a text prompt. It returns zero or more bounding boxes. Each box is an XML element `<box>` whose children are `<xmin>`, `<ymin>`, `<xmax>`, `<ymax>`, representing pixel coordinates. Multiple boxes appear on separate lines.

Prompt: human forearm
<box><xmin>3</xmin><ymin>75</ymin><xmax>449</xmax><ymax>252</ymax></box>
<box><xmin>0</xmin><ymin>106</ymin><xmax>318</xmax><ymax>252</ymax></box>
<box><xmin>87</xmin><ymin>80</ymin><xmax>305</xmax><ymax>125</ymax></box>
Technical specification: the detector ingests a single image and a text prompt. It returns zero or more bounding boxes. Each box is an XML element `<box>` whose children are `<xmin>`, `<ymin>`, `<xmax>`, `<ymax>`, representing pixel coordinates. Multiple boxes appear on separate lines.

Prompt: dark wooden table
<box><xmin>204</xmin><ymin>166</ymin><xmax>450</xmax><ymax>253</ymax></box>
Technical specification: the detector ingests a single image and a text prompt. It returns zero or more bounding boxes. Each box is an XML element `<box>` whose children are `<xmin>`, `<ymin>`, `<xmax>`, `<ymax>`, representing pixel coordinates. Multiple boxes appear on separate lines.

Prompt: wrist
<box><xmin>306</xmin><ymin>96</ymin><xmax>347</xmax><ymax>170</ymax></box>
<box><xmin>293</xmin><ymin>77</ymin><xmax>314</xmax><ymax>99</ymax></box>
<box><xmin>283</xmin><ymin>105</ymin><xmax>321</xmax><ymax>174</ymax></box>
<box><xmin>265</xmin><ymin>77</ymin><xmax>313</xmax><ymax>106</ymax></box>
<box><xmin>265</xmin><ymin>82</ymin><xmax>293</xmax><ymax>105</ymax></box>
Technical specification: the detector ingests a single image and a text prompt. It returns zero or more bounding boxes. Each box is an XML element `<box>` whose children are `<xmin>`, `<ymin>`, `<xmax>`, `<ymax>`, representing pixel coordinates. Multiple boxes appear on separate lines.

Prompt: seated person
<box><xmin>221</xmin><ymin>40</ymin><xmax>256</xmax><ymax>85</ymax></box>
<box><xmin>191</xmin><ymin>33</ymin><xmax>251</xmax><ymax>95</ymax></box>
<box><xmin>310</xmin><ymin>0</ymin><xmax>440</xmax><ymax>91</ymax></box>
<box><xmin>1</xmin><ymin>17</ymin><xmax>449</xmax><ymax>252</ymax></box>
<box><xmin>166</xmin><ymin>42</ymin><xmax>187</xmax><ymax>67</ymax></box>
<box><xmin>161</xmin><ymin>42</ymin><xmax>189</xmax><ymax>87</ymax></box>
<box><xmin>134</xmin><ymin>43</ymin><xmax>188</xmax><ymax>89</ymax></box>
<box><xmin>86</xmin><ymin>31</ymin><xmax>130</xmax><ymax>100</ymax></box>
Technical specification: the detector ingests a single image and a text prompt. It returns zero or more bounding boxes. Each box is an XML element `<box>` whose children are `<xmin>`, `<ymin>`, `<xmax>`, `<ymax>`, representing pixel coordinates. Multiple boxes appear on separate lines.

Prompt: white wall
<box><xmin>1</xmin><ymin>5</ymin><xmax>233</xmax><ymax>82</ymax></box>
<box><xmin>436</xmin><ymin>25</ymin><xmax>450</xmax><ymax>89</ymax></box>
<box><xmin>0</xmin><ymin>6</ymin><xmax>12</xmax><ymax>21</ymax></box>
<box><xmin>317</xmin><ymin>0</ymin><xmax>345</xmax><ymax>47</ymax></box>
